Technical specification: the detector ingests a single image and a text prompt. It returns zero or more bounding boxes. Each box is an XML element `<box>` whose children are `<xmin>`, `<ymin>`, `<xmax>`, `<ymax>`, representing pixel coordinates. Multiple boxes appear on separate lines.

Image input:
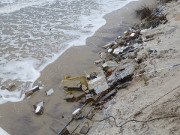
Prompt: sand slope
<box><xmin>88</xmin><ymin>1</ymin><xmax>180</xmax><ymax>135</ymax></box>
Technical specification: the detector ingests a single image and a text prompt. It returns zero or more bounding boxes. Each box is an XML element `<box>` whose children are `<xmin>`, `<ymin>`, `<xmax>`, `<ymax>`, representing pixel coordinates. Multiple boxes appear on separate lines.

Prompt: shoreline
<box><xmin>0</xmin><ymin>0</ymin><xmax>160</xmax><ymax>134</ymax></box>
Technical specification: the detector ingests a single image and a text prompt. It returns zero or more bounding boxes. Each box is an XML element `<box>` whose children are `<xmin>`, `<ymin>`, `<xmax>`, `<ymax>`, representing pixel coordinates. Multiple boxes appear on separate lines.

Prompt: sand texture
<box><xmin>87</xmin><ymin>1</ymin><xmax>180</xmax><ymax>135</ymax></box>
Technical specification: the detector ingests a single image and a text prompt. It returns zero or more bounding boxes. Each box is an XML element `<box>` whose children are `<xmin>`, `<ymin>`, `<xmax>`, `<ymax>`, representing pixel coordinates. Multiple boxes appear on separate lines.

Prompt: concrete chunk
<box><xmin>85</xmin><ymin>67</ymin><xmax>109</xmax><ymax>94</ymax></box>
<box><xmin>62</xmin><ymin>80</ymin><xmax>81</xmax><ymax>91</ymax></box>
<box><xmin>108</xmin><ymin>64</ymin><xmax>135</xmax><ymax>87</ymax></box>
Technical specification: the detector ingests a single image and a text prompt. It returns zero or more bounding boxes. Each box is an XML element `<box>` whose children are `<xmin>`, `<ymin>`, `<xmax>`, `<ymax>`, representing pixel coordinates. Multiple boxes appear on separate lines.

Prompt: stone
<box><xmin>94</xmin><ymin>59</ymin><xmax>103</xmax><ymax>65</ymax></box>
<box><xmin>108</xmin><ymin>64</ymin><xmax>135</xmax><ymax>87</ymax></box>
<box><xmin>82</xmin><ymin>85</ymin><xmax>88</xmax><ymax>91</ymax></box>
<box><xmin>46</xmin><ymin>88</ymin><xmax>54</xmax><ymax>96</ymax></box>
<box><xmin>85</xmin><ymin>67</ymin><xmax>109</xmax><ymax>94</ymax></box>
<box><xmin>113</xmin><ymin>46</ymin><xmax>128</xmax><ymax>55</ymax></box>
<box><xmin>107</xmin><ymin>48</ymin><xmax>113</xmax><ymax>53</ymax></box>
<box><xmin>115</xmin><ymin>38</ymin><xmax>125</xmax><ymax>46</ymax></box>
<box><xmin>102</xmin><ymin>61</ymin><xmax>118</xmax><ymax>71</ymax></box>
<box><xmin>34</xmin><ymin>101</ymin><xmax>44</xmax><ymax>115</ymax></box>
<box><xmin>62</xmin><ymin>80</ymin><xmax>81</xmax><ymax>91</ymax></box>
<box><xmin>79</xmin><ymin>126</ymin><xmax>89</xmax><ymax>134</ymax></box>
<box><xmin>100</xmin><ymin>52</ymin><xmax>108</xmax><ymax>60</ymax></box>
<box><xmin>130</xmin><ymin>33</ymin><xmax>135</xmax><ymax>37</ymax></box>
<box><xmin>64</xmin><ymin>94</ymin><xmax>75</xmax><ymax>102</ymax></box>
<box><xmin>102</xmin><ymin>42</ymin><xmax>116</xmax><ymax>49</ymax></box>
<box><xmin>7</xmin><ymin>83</ymin><xmax>16</xmax><ymax>91</ymax></box>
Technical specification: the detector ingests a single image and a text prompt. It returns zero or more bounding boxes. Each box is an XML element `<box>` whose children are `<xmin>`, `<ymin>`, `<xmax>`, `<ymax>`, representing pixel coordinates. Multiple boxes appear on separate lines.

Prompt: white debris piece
<box><xmin>46</xmin><ymin>88</ymin><xmax>54</xmax><ymax>96</ymax></box>
<box><xmin>113</xmin><ymin>46</ymin><xmax>127</xmax><ymax>55</ymax></box>
<box><xmin>130</xmin><ymin>33</ymin><xmax>135</xmax><ymax>37</ymax></box>
<box><xmin>35</xmin><ymin>101</ymin><xmax>44</xmax><ymax>115</ymax></box>
<box><xmin>0</xmin><ymin>127</ymin><xmax>10</xmax><ymax>135</ymax></box>
<box><xmin>108</xmin><ymin>48</ymin><xmax>113</xmax><ymax>53</ymax></box>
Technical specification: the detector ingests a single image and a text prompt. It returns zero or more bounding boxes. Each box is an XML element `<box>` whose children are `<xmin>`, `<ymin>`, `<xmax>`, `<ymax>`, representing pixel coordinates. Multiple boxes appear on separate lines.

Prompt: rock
<box><xmin>102</xmin><ymin>61</ymin><xmax>118</xmax><ymax>71</ymax></box>
<box><xmin>79</xmin><ymin>126</ymin><xmax>89</xmax><ymax>134</ymax></box>
<box><xmin>85</xmin><ymin>67</ymin><xmax>109</xmax><ymax>94</ymax></box>
<box><xmin>115</xmin><ymin>38</ymin><xmax>125</xmax><ymax>46</ymax></box>
<box><xmin>82</xmin><ymin>85</ymin><xmax>88</xmax><ymax>91</ymax></box>
<box><xmin>108</xmin><ymin>64</ymin><xmax>135</xmax><ymax>87</ymax></box>
<box><xmin>100</xmin><ymin>52</ymin><xmax>108</xmax><ymax>60</ymax></box>
<box><xmin>62</xmin><ymin>80</ymin><xmax>82</xmax><ymax>91</ymax></box>
<box><xmin>102</xmin><ymin>42</ymin><xmax>116</xmax><ymax>49</ymax></box>
<box><xmin>130</xmin><ymin>33</ymin><xmax>135</xmax><ymax>37</ymax></box>
<box><xmin>86</xmin><ymin>93</ymin><xmax>94</xmax><ymax>100</ymax></box>
<box><xmin>34</xmin><ymin>101</ymin><xmax>44</xmax><ymax>115</ymax></box>
<box><xmin>94</xmin><ymin>59</ymin><xmax>103</xmax><ymax>65</ymax></box>
<box><xmin>7</xmin><ymin>83</ymin><xmax>16</xmax><ymax>91</ymax></box>
<box><xmin>46</xmin><ymin>88</ymin><xmax>54</xmax><ymax>96</ymax></box>
<box><xmin>115</xmin><ymin>82</ymin><xmax>131</xmax><ymax>89</ymax></box>
<box><xmin>113</xmin><ymin>46</ymin><xmax>128</xmax><ymax>55</ymax></box>
<box><xmin>107</xmin><ymin>48</ymin><xmax>113</xmax><ymax>53</ymax></box>
<box><xmin>64</xmin><ymin>94</ymin><xmax>75</xmax><ymax>102</ymax></box>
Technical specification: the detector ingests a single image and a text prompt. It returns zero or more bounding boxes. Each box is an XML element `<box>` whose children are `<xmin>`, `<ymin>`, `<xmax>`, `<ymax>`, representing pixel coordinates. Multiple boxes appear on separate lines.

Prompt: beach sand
<box><xmin>87</xmin><ymin>1</ymin><xmax>180</xmax><ymax>135</ymax></box>
<box><xmin>0</xmin><ymin>0</ymin><xmax>159</xmax><ymax>134</ymax></box>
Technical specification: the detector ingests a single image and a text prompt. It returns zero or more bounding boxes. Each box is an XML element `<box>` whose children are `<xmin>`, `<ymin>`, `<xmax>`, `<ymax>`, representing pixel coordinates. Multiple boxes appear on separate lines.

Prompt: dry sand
<box><xmin>87</xmin><ymin>1</ymin><xmax>180</xmax><ymax>135</ymax></box>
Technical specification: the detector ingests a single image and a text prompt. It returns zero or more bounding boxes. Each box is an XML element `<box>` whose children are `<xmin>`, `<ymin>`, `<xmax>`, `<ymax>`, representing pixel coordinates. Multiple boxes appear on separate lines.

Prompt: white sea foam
<box><xmin>0</xmin><ymin>59</ymin><xmax>40</xmax><ymax>82</ymax></box>
<box><xmin>0</xmin><ymin>0</ymin><xmax>56</xmax><ymax>14</ymax></box>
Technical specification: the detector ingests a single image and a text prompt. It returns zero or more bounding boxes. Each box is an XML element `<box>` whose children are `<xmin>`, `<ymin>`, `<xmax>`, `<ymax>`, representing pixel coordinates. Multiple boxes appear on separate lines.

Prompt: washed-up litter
<box><xmin>34</xmin><ymin>101</ymin><xmax>44</xmax><ymax>115</ymax></box>
<box><xmin>72</xmin><ymin>108</ymin><xmax>82</xmax><ymax>120</ymax></box>
<box><xmin>46</xmin><ymin>88</ymin><xmax>54</xmax><ymax>96</ymax></box>
<box><xmin>25</xmin><ymin>86</ymin><xmax>40</xmax><ymax>97</ymax></box>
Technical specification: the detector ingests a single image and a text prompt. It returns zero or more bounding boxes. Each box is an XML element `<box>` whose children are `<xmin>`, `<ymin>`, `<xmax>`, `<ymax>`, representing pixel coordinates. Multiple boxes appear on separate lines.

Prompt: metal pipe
<box><xmin>57</xmin><ymin>102</ymin><xmax>88</xmax><ymax>135</ymax></box>
<box><xmin>57</xmin><ymin>117</ymin><xmax>73</xmax><ymax>135</ymax></box>
<box><xmin>71</xmin><ymin>106</ymin><xmax>95</xmax><ymax>134</ymax></box>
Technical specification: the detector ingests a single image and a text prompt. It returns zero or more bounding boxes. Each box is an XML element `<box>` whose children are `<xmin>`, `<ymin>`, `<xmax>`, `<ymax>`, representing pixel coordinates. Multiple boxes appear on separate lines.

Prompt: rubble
<box><xmin>62</xmin><ymin>80</ymin><xmax>82</xmax><ymax>91</ymax></box>
<box><xmin>85</xmin><ymin>67</ymin><xmax>109</xmax><ymax>94</ymax></box>
<box><xmin>108</xmin><ymin>64</ymin><xmax>135</xmax><ymax>87</ymax></box>
<box><xmin>102</xmin><ymin>61</ymin><xmax>118</xmax><ymax>71</ymax></box>
<box><xmin>58</xmin><ymin>3</ymin><xmax>174</xmax><ymax>134</ymax></box>
<box><xmin>34</xmin><ymin>101</ymin><xmax>44</xmax><ymax>115</ymax></box>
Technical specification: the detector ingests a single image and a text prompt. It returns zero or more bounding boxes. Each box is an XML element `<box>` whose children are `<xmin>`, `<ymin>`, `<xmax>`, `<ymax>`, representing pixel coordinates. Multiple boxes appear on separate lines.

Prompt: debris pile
<box><xmin>58</xmin><ymin>4</ymin><xmax>170</xmax><ymax>134</ymax></box>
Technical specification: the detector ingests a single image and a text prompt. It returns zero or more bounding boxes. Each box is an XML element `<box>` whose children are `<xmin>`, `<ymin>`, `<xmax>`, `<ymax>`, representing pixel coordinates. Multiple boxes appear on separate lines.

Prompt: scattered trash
<box><xmin>72</xmin><ymin>108</ymin><xmax>82</xmax><ymax>120</ymax></box>
<box><xmin>25</xmin><ymin>86</ymin><xmax>40</xmax><ymax>97</ymax></box>
<box><xmin>34</xmin><ymin>101</ymin><xmax>44</xmax><ymax>115</ymax></box>
<box><xmin>46</xmin><ymin>88</ymin><xmax>54</xmax><ymax>96</ymax></box>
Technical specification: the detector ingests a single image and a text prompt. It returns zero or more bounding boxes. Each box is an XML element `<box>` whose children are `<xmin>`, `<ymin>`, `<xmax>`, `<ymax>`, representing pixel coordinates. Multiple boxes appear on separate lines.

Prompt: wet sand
<box><xmin>0</xmin><ymin>0</ymin><xmax>157</xmax><ymax>134</ymax></box>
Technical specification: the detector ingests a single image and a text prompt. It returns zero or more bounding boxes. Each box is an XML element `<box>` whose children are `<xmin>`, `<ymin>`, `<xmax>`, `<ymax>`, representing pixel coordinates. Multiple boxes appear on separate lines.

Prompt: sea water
<box><xmin>0</xmin><ymin>0</ymin><xmax>138</xmax><ymax>104</ymax></box>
